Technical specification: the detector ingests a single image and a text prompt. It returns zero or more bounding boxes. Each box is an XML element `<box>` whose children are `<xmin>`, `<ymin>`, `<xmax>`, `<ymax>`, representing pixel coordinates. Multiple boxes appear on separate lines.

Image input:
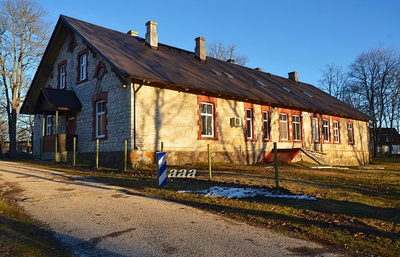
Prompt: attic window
<box><xmin>210</xmin><ymin>69</ymin><xmax>221</xmax><ymax>75</ymax></box>
<box><xmin>303</xmin><ymin>91</ymin><xmax>313</xmax><ymax>97</ymax></box>
<box><xmin>223</xmin><ymin>72</ymin><xmax>234</xmax><ymax>78</ymax></box>
<box><xmin>255</xmin><ymin>80</ymin><xmax>267</xmax><ymax>87</ymax></box>
<box><xmin>282</xmin><ymin>86</ymin><xmax>291</xmax><ymax>92</ymax></box>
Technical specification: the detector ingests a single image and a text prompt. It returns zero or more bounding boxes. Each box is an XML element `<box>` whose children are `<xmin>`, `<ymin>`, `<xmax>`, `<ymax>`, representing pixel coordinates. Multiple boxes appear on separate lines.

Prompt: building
<box><xmin>21</xmin><ymin>15</ymin><xmax>371</xmax><ymax>167</ymax></box>
<box><xmin>375</xmin><ymin>128</ymin><xmax>400</xmax><ymax>155</ymax></box>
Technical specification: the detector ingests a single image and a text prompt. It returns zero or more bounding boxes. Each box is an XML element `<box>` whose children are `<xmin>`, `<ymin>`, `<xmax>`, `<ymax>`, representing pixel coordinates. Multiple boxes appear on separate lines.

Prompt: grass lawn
<box><xmin>0</xmin><ymin>195</ymin><xmax>73</xmax><ymax>257</ymax></box>
<box><xmin>0</xmin><ymin>156</ymin><xmax>399</xmax><ymax>256</ymax></box>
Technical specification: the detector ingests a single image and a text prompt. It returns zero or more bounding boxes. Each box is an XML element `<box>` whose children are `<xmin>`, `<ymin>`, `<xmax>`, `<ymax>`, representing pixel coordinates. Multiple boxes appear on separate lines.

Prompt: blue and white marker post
<box><xmin>157</xmin><ymin>152</ymin><xmax>167</xmax><ymax>187</ymax></box>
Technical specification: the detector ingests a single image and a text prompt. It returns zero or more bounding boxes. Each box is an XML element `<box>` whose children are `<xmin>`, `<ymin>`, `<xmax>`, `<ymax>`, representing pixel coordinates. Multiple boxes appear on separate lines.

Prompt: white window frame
<box><xmin>46</xmin><ymin>115</ymin><xmax>52</xmax><ymax>136</ymax></box>
<box><xmin>59</xmin><ymin>64</ymin><xmax>66</xmax><ymax>89</ymax></box>
<box><xmin>333</xmin><ymin>121</ymin><xmax>340</xmax><ymax>143</ymax></box>
<box><xmin>293</xmin><ymin>115</ymin><xmax>301</xmax><ymax>141</ymax></box>
<box><xmin>312</xmin><ymin>118</ymin><xmax>319</xmax><ymax>142</ymax></box>
<box><xmin>246</xmin><ymin>109</ymin><xmax>253</xmax><ymax>140</ymax></box>
<box><xmin>79</xmin><ymin>54</ymin><xmax>87</xmax><ymax>81</ymax></box>
<box><xmin>201</xmin><ymin>103</ymin><xmax>214</xmax><ymax>138</ymax></box>
<box><xmin>96</xmin><ymin>101</ymin><xmax>106</xmax><ymax>138</ymax></box>
<box><xmin>280</xmin><ymin>113</ymin><xmax>288</xmax><ymax>140</ymax></box>
<box><xmin>263</xmin><ymin>111</ymin><xmax>269</xmax><ymax>140</ymax></box>
<box><xmin>323</xmin><ymin>119</ymin><xmax>330</xmax><ymax>142</ymax></box>
<box><xmin>348</xmin><ymin>123</ymin><xmax>354</xmax><ymax>144</ymax></box>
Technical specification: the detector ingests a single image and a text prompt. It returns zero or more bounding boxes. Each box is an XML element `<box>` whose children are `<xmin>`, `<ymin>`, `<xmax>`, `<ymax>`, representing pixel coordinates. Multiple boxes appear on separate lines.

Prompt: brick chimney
<box><xmin>195</xmin><ymin>37</ymin><xmax>206</xmax><ymax>61</ymax></box>
<box><xmin>145</xmin><ymin>21</ymin><xmax>158</xmax><ymax>49</ymax></box>
<box><xmin>288</xmin><ymin>71</ymin><xmax>298</xmax><ymax>82</ymax></box>
<box><xmin>127</xmin><ymin>30</ymin><xmax>139</xmax><ymax>36</ymax></box>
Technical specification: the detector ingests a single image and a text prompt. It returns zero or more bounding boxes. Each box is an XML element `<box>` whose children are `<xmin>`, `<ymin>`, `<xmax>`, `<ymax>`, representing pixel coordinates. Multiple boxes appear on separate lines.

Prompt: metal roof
<box><xmin>22</xmin><ymin>15</ymin><xmax>370</xmax><ymax>121</ymax></box>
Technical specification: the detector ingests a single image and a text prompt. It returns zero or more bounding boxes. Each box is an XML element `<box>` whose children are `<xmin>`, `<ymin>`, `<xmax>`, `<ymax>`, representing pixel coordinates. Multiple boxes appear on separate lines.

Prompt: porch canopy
<box><xmin>33</xmin><ymin>88</ymin><xmax>82</xmax><ymax>114</ymax></box>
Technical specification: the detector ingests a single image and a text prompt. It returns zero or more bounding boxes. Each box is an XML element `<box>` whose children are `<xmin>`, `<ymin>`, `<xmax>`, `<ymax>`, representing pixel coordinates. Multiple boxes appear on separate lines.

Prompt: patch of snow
<box><xmin>178</xmin><ymin>186</ymin><xmax>317</xmax><ymax>200</ymax></box>
<box><xmin>359</xmin><ymin>167</ymin><xmax>385</xmax><ymax>170</ymax></box>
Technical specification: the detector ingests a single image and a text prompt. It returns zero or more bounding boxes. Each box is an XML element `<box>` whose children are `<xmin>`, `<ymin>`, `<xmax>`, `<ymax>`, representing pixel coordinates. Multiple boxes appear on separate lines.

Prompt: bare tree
<box><xmin>348</xmin><ymin>47</ymin><xmax>400</xmax><ymax>157</ymax></box>
<box><xmin>385</xmin><ymin>69</ymin><xmax>400</xmax><ymax>156</ymax></box>
<box><xmin>207</xmin><ymin>41</ymin><xmax>248</xmax><ymax>66</ymax></box>
<box><xmin>0</xmin><ymin>0</ymin><xmax>49</xmax><ymax>158</ymax></box>
<box><xmin>318</xmin><ymin>64</ymin><xmax>349</xmax><ymax>100</ymax></box>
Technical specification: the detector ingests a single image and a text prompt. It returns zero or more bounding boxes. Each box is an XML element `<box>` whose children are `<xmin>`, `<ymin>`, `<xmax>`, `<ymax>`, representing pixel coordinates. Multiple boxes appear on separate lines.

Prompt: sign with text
<box><xmin>168</xmin><ymin>169</ymin><xmax>197</xmax><ymax>178</ymax></box>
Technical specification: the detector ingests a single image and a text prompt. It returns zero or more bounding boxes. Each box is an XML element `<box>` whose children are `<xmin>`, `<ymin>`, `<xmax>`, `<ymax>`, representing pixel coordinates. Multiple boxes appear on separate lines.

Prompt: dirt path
<box><xmin>0</xmin><ymin>161</ymin><xmax>345</xmax><ymax>257</ymax></box>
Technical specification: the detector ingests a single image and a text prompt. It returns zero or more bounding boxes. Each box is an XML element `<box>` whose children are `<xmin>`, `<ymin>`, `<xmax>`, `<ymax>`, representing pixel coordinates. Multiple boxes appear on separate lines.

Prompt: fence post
<box><xmin>41</xmin><ymin>117</ymin><xmax>45</xmax><ymax>159</ymax></box>
<box><xmin>95</xmin><ymin>139</ymin><xmax>99</xmax><ymax>170</ymax></box>
<box><xmin>273</xmin><ymin>142</ymin><xmax>280</xmax><ymax>188</ymax></box>
<box><xmin>208</xmin><ymin>144</ymin><xmax>212</xmax><ymax>180</ymax></box>
<box><xmin>54</xmin><ymin>111</ymin><xmax>59</xmax><ymax>162</ymax></box>
<box><xmin>124</xmin><ymin>139</ymin><xmax>128</xmax><ymax>172</ymax></box>
<box><xmin>73</xmin><ymin>136</ymin><xmax>76</xmax><ymax>166</ymax></box>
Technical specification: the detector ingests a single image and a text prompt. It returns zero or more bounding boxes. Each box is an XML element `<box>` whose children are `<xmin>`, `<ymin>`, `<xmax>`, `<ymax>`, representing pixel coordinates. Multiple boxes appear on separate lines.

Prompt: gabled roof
<box><xmin>35</xmin><ymin>88</ymin><xmax>82</xmax><ymax>114</ymax></box>
<box><xmin>22</xmin><ymin>15</ymin><xmax>370</xmax><ymax>121</ymax></box>
<box><xmin>374</xmin><ymin>128</ymin><xmax>400</xmax><ymax>144</ymax></box>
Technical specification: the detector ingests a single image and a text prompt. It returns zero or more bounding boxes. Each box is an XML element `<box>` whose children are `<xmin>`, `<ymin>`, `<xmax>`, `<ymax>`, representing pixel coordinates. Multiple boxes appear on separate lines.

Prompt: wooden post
<box><xmin>124</xmin><ymin>139</ymin><xmax>128</xmax><ymax>172</ymax></box>
<box><xmin>41</xmin><ymin>117</ymin><xmax>45</xmax><ymax>159</ymax></box>
<box><xmin>274</xmin><ymin>142</ymin><xmax>280</xmax><ymax>188</ymax></box>
<box><xmin>95</xmin><ymin>139</ymin><xmax>99</xmax><ymax>170</ymax></box>
<box><xmin>73</xmin><ymin>136</ymin><xmax>76</xmax><ymax>166</ymax></box>
<box><xmin>208</xmin><ymin>144</ymin><xmax>212</xmax><ymax>180</ymax></box>
<box><xmin>54</xmin><ymin>111</ymin><xmax>58</xmax><ymax>162</ymax></box>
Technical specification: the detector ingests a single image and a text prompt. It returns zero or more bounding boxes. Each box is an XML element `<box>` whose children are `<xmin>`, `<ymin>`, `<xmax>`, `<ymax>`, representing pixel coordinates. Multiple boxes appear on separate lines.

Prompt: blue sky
<box><xmin>39</xmin><ymin>0</ymin><xmax>399</xmax><ymax>87</ymax></box>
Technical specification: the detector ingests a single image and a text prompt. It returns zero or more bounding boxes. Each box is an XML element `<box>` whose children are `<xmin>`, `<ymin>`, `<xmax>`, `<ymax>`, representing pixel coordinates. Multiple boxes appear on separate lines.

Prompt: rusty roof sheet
<box><xmin>23</xmin><ymin>15</ymin><xmax>370</xmax><ymax>121</ymax></box>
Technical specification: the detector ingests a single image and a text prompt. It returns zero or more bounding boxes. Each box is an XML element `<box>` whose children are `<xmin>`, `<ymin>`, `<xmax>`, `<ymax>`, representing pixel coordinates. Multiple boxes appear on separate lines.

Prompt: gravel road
<box><xmin>0</xmin><ymin>161</ymin><xmax>345</xmax><ymax>257</ymax></box>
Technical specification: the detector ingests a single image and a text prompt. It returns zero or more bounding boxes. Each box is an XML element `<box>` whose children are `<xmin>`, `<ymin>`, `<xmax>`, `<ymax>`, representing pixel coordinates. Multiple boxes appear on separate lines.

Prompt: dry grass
<box><xmin>1</xmin><ymin>156</ymin><xmax>399</xmax><ymax>257</ymax></box>
<box><xmin>0</xmin><ymin>196</ymin><xmax>73</xmax><ymax>257</ymax></box>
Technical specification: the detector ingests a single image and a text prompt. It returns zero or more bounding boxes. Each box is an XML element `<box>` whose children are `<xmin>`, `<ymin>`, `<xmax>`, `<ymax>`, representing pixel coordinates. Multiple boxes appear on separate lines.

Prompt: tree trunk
<box><xmin>8</xmin><ymin>108</ymin><xmax>17</xmax><ymax>158</ymax></box>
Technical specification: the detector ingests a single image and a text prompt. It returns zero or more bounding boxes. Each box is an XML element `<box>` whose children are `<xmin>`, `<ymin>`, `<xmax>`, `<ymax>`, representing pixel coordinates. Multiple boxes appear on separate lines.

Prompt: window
<box><xmin>201</xmin><ymin>103</ymin><xmax>214</xmax><ymax>137</ymax></box>
<box><xmin>323</xmin><ymin>119</ymin><xmax>330</xmax><ymax>142</ymax></box>
<box><xmin>246</xmin><ymin>109</ymin><xmax>253</xmax><ymax>140</ymax></box>
<box><xmin>293</xmin><ymin>115</ymin><xmax>301</xmax><ymax>141</ymax></box>
<box><xmin>210</xmin><ymin>69</ymin><xmax>221</xmax><ymax>75</ymax></box>
<box><xmin>94</xmin><ymin>61</ymin><xmax>108</xmax><ymax>80</ymax></box>
<box><xmin>46</xmin><ymin>115</ymin><xmax>52</xmax><ymax>136</ymax></box>
<box><xmin>198</xmin><ymin>96</ymin><xmax>218</xmax><ymax>140</ymax></box>
<box><xmin>58</xmin><ymin>61</ymin><xmax>67</xmax><ymax>89</ymax></box>
<box><xmin>333</xmin><ymin>121</ymin><xmax>340</xmax><ymax>143</ymax></box>
<box><xmin>279</xmin><ymin>114</ymin><xmax>288</xmax><ymax>140</ymax></box>
<box><xmin>96</xmin><ymin>101</ymin><xmax>106</xmax><ymax>138</ymax></box>
<box><xmin>255</xmin><ymin>80</ymin><xmax>267</xmax><ymax>87</ymax></box>
<box><xmin>77</xmin><ymin>49</ymin><xmax>88</xmax><ymax>83</ymax></box>
<box><xmin>312</xmin><ymin>118</ymin><xmax>319</xmax><ymax>142</ymax></box>
<box><xmin>79</xmin><ymin>53</ymin><xmax>87</xmax><ymax>81</ymax></box>
<box><xmin>263</xmin><ymin>111</ymin><xmax>269</xmax><ymax>140</ymax></box>
<box><xmin>348</xmin><ymin>123</ymin><xmax>354</xmax><ymax>144</ymax></box>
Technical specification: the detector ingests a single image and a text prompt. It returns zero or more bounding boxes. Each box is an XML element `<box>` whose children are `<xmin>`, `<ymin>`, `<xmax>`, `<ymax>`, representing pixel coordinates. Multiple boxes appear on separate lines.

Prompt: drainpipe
<box><xmin>132</xmin><ymin>82</ymin><xmax>142</xmax><ymax>150</ymax></box>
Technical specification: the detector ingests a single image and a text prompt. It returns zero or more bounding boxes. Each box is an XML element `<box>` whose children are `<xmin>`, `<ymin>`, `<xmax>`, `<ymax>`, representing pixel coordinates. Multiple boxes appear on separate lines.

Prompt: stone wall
<box><xmin>33</xmin><ymin>32</ymin><xmax>132</xmax><ymax>162</ymax></box>
<box><xmin>32</xmin><ymin>30</ymin><xmax>370</xmax><ymax>167</ymax></box>
<box><xmin>131</xmin><ymin>85</ymin><xmax>370</xmax><ymax>166</ymax></box>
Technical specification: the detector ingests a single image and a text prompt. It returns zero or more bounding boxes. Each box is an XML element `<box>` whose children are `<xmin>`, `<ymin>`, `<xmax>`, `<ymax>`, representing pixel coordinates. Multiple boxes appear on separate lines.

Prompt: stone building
<box><xmin>21</xmin><ymin>15</ymin><xmax>371</xmax><ymax>167</ymax></box>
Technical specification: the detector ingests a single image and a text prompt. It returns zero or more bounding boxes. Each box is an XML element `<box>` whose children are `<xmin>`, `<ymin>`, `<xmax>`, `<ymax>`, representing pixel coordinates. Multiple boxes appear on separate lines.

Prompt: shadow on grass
<box><xmin>0</xmin><ymin>208</ymin><xmax>73</xmax><ymax>256</ymax></box>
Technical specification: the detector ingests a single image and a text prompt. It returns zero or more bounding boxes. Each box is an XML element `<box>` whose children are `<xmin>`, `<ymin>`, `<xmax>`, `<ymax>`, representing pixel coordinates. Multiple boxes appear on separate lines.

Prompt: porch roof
<box><xmin>34</xmin><ymin>88</ymin><xmax>82</xmax><ymax>114</ymax></box>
